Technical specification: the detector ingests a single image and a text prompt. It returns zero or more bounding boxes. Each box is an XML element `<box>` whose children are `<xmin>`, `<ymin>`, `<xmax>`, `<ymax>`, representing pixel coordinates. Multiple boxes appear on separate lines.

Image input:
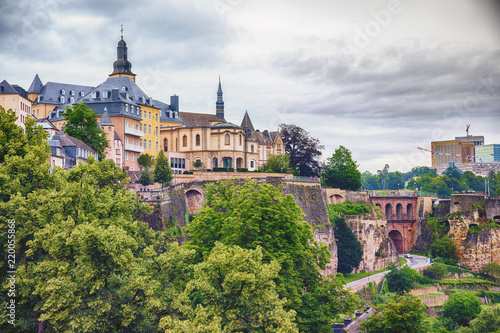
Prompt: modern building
<box><xmin>475</xmin><ymin>144</ymin><xmax>500</xmax><ymax>163</ymax></box>
<box><xmin>430</xmin><ymin>139</ymin><xmax>474</xmax><ymax>167</ymax></box>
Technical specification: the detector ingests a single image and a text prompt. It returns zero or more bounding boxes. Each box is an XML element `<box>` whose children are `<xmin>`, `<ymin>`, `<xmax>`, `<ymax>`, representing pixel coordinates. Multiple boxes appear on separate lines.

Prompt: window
<box><xmin>137</xmin><ymin>107</ymin><xmax>140</xmax><ymax>115</ymax></box>
<box><xmin>155</xmin><ymin>126</ymin><xmax>158</xmax><ymax>136</ymax></box>
<box><xmin>149</xmin><ymin>140</ymin><xmax>152</xmax><ymax>150</ymax></box>
<box><xmin>60</xmin><ymin>96</ymin><xmax>65</xmax><ymax>103</ymax></box>
<box><xmin>141</xmin><ymin>97</ymin><xmax>145</xmax><ymax>104</ymax></box>
<box><xmin>122</xmin><ymin>86</ymin><xmax>126</xmax><ymax>91</ymax></box>
<box><xmin>131</xmin><ymin>138</ymin><xmax>134</xmax><ymax>145</ymax></box>
<box><xmin>80</xmin><ymin>91</ymin><xmax>84</xmax><ymax>97</ymax></box>
<box><xmin>61</xmin><ymin>89</ymin><xmax>65</xmax><ymax>95</ymax></box>
<box><xmin>125</xmin><ymin>137</ymin><xmax>128</xmax><ymax>145</ymax></box>
<box><xmin>170</xmin><ymin>157</ymin><xmax>174</xmax><ymax>167</ymax></box>
<box><xmin>71</xmin><ymin>90</ymin><xmax>75</xmax><ymax>96</ymax></box>
<box><xmin>196</xmin><ymin>134</ymin><xmax>200</xmax><ymax>146</ymax></box>
<box><xmin>156</xmin><ymin>113</ymin><xmax>158</xmax><ymax>121</ymax></box>
<box><xmin>225</xmin><ymin>133</ymin><xmax>230</xmax><ymax>145</ymax></box>
<box><xmin>125</xmin><ymin>121</ymin><xmax>128</xmax><ymax>129</ymax></box>
<box><xmin>125</xmin><ymin>152</ymin><xmax>129</xmax><ymax>160</ymax></box>
<box><xmin>131</xmin><ymin>153</ymin><xmax>134</xmax><ymax>161</ymax></box>
<box><xmin>131</xmin><ymin>106</ymin><xmax>134</xmax><ymax>114</ymax></box>
<box><xmin>183</xmin><ymin>135</ymin><xmax>187</xmax><ymax>147</ymax></box>
<box><xmin>91</xmin><ymin>91</ymin><xmax>97</xmax><ymax>98</ymax></box>
<box><xmin>137</xmin><ymin>153</ymin><xmax>140</xmax><ymax>160</ymax></box>
<box><xmin>144</xmin><ymin>140</ymin><xmax>147</xmax><ymax>149</ymax></box>
<box><xmin>69</xmin><ymin>97</ymin><xmax>74</xmax><ymax>104</ymax></box>
<box><xmin>239</xmin><ymin>134</ymin><xmax>242</xmax><ymax>146</ymax></box>
<box><xmin>131</xmin><ymin>167</ymin><xmax>134</xmax><ymax>171</ymax></box>
<box><xmin>136</xmin><ymin>124</ymin><xmax>139</xmax><ymax>131</ymax></box>
<box><xmin>103</xmin><ymin>91</ymin><xmax>108</xmax><ymax>98</ymax></box>
<box><xmin>164</xmin><ymin>138</ymin><xmax>168</xmax><ymax>151</ymax></box>
<box><xmin>149</xmin><ymin>112</ymin><xmax>151</xmax><ymax>120</ymax></box>
<box><xmin>156</xmin><ymin>142</ymin><xmax>158</xmax><ymax>151</ymax></box>
<box><xmin>149</xmin><ymin>125</ymin><xmax>151</xmax><ymax>134</ymax></box>
<box><xmin>125</xmin><ymin>104</ymin><xmax>128</xmax><ymax>113</ymax></box>
<box><xmin>251</xmin><ymin>145</ymin><xmax>254</xmax><ymax>153</ymax></box>
<box><xmin>250</xmin><ymin>161</ymin><xmax>254</xmax><ymax>168</ymax></box>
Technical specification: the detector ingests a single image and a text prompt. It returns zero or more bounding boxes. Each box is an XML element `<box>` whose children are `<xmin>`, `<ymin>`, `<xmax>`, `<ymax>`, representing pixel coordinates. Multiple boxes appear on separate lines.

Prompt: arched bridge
<box><xmin>371</xmin><ymin>196</ymin><xmax>418</xmax><ymax>254</ymax></box>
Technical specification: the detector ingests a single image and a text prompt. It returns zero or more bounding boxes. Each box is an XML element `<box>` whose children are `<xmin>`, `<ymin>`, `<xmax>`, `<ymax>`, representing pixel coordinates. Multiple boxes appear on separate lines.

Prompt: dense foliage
<box><xmin>442</xmin><ymin>292</ymin><xmax>482</xmax><ymax>326</ymax></box>
<box><xmin>278</xmin><ymin>123</ymin><xmax>323</xmax><ymax>176</ymax></box>
<box><xmin>187</xmin><ymin>180</ymin><xmax>356</xmax><ymax>332</ymax></box>
<box><xmin>322</xmin><ymin>146</ymin><xmax>361</xmax><ymax>190</ymax></box>
<box><xmin>153</xmin><ymin>150</ymin><xmax>173</xmax><ymax>189</ymax></box>
<box><xmin>62</xmin><ymin>103</ymin><xmax>109</xmax><ymax>160</ymax></box>
<box><xmin>430</xmin><ymin>235</ymin><xmax>459</xmax><ymax>265</ymax></box>
<box><xmin>460</xmin><ymin>306</ymin><xmax>500</xmax><ymax>333</ymax></box>
<box><xmin>263</xmin><ymin>153</ymin><xmax>290</xmax><ymax>173</ymax></box>
<box><xmin>386</xmin><ymin>264</ymin><xmax>422</xmax><ymax>294</ymax></box>
<box><xmin>362</xmin><ymin>165</ymin><xmax>436</xmax><ymax>190</ymax></box>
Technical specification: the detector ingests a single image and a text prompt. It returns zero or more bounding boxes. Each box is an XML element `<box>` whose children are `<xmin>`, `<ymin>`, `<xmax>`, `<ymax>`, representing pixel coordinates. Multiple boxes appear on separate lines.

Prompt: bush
<box><xmin>236</xmin><ymin>168</ymin><xmax>248</xmax><ymax>172</ymax></box>
<box><xmin>442</xmin><ymin>291</ymin><xmax>481</xmax><ymax>326</ymax></box>
<box><xmin>212</xmin><ymin>167</ymin><xmax>234</xmax><ymax>172</ymax></box>
<box><xmin>430</xmin><ymin>236</ymin><xmax>459</xmax><ymax>265</ymax></box>
<box><xmin>386</xmin><ymin>264</ymin><xmax>422</xmax><ymax>294</ymax></box>
<box><xmin>425</xmin><ymin>263</ymin><xmax>448</xmax><ymax>280</ymax></box>
<box><xmin>139</xmin><ymin>169</ymin><xmax>152</xmax><ymax>186</ymax></box>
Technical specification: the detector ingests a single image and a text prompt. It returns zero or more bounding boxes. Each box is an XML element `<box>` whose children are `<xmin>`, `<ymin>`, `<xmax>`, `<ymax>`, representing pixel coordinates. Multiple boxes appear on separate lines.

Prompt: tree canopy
<box><xmin>263</xmin><ymin>153</ymin><xmax>290</xmax><ymax>173</ymax></box>
<box><xmin>322</xmin><ymin>146</ymin><xmax>361</xmax><ymax>190</ymax></box>
<box><xmin>137</xmin><ymin>153</ymin><xmax>154</xmax><ymax>169</ymax></box>
<box><xmin>278</xmin><ymin>124</ymin><xmax>323</xmax><ymax>176</ymax></box>
<box><xmin>443</xmin><ymin>291</ymin><xmax>482</xmax><ymax>326</ymax></box>
<box><xmin>153</xmin><ymin>150</ymin><xmax>173</xmax><ymax>189</ymax></box>
<box><xmin>62</xmin><ymin>102</ymin><xmax>109</xmax><ymax>160</ymax></box>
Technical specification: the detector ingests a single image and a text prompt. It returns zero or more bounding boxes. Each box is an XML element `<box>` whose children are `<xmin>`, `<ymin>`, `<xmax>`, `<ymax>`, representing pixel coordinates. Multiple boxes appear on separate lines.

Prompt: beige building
<box><xmin>0</xmin><ymin>79</ymin><xmax>32</xmax><ymax>131</ymax></box>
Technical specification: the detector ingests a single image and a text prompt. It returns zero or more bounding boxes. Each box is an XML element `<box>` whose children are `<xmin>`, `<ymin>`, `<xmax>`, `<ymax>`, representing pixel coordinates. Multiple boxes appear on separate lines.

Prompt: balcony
<box><xmin>125</xmin><ymin>143</ymin><xmax>144</xmax><ymax>153</ymax></box>
<box><xmin>124</xmin><ymin>126</ymin><xmax>144</xmax><ymax>137</ymax></box>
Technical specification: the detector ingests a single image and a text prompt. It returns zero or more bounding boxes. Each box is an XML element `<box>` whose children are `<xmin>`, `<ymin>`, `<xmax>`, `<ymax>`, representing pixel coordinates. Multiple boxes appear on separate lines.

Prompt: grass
<box><xmin>437</xmin><ymin>277</ymin><xmax>500</xmax><ymax>285</ymax></box>
<box><xmin>343</xmin><ymin>267</ymin><xmax>390</xmax><ymax>284</ymax></box>
<box><xmin>399</xmin><ymin>257</ymin><xmax>408</xmax><ymax>266</ymax></box>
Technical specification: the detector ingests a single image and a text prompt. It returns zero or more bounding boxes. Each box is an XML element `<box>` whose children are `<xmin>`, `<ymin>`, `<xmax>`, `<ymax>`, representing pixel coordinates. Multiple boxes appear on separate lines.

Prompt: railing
<box><xmin>124</xmin><ymin>126</ymin><xmax>144</xmax><ymax>136</ymax></box>
<box><xmin>124</xmin><ymin>143</ymin><xmax>144</xmax><ymax>153</ymax></box>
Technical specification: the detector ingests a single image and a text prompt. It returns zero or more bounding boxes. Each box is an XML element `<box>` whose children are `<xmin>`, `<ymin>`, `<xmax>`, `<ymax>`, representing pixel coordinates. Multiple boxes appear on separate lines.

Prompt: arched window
<box><xmin>163</xmin><ymin>138</ymin><xmax>168</xmax><ymax>152</ymax></box>
<box><xmin>60</xmin><ymin>96</ymin><xmax>65</xmax><ymax>103</ymax></box>
<box><xmin>239</xmin><ymin>134</ymin><xmax>242</xmax><ymax>146</ymax></box>
<box><xmin>213</xmin><ymin>157</ymin><xmax>218</xmax><ymax>168</ymax></box>
<box><xmin>183</xmin><ymin>135</ymin><xmax>187</xmax><ymax>147</ymax></box>
<box><xmin>225</xmin><ymin>133</ymin><xmax>230</xmax><ymax>145</ymax></box>
<box><xmin>69</xmin><ymin>97</ymin><xmax>74</xmax><ymax>104</ymax></box>
<box><xmin>196</xmin><ymin>134</ymin><xmax>200</xmax><ymax>146</ymax></box>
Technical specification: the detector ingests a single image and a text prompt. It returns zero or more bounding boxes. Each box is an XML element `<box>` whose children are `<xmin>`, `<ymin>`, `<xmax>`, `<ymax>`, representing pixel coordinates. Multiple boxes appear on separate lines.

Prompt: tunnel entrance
<box><xmin>389</xmin><ymin>230</ymin><xmax>404</xmax><ymax>254</ymax></box>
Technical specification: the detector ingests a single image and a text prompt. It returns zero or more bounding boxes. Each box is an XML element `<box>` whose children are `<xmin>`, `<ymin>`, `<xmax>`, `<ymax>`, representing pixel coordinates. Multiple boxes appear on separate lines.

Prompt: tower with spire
<box><xmin>216</xmin><ymin>76</ymin><xmax>224</xmax><ymax>120</ymax></box>
<box><xmin>109</xmin><ymin>25</ymin><xmax>136</xmax><ymax>82</ymax></box>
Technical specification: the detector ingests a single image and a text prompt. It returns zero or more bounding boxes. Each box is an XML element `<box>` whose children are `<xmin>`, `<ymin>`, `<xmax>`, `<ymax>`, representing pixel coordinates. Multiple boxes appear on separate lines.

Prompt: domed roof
<box><xmin>212</xmin><ymin>122</ymin><xmax>242</xmax><ymax>130</ymax></box>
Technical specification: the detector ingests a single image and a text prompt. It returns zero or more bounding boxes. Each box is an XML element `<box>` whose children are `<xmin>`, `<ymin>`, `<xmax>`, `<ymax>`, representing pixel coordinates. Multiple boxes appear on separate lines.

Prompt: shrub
<box><xmin>425</xmin><ymin>262</ymin><xmax>448</xmax><ymax>280</ymax></box>
<box><xmin>443</xmin><ymin>291</ymin><xmax>481</xmax><ymax>326</ymax></box>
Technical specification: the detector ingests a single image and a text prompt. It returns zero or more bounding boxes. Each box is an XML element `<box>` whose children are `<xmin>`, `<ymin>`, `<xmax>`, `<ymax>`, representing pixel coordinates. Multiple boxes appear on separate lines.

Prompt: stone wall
<box><xmin>346</xmin><ymin>216</ymin><xmax>399</xmax><ymax>273</ymax></box>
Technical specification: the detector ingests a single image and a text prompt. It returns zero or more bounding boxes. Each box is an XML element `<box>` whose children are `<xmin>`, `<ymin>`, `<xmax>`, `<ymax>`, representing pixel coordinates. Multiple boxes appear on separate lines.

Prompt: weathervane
<box><xmin>121</xmin><ymin>24</ymin><xmax>124</xmax><ymax>39</ymax></box>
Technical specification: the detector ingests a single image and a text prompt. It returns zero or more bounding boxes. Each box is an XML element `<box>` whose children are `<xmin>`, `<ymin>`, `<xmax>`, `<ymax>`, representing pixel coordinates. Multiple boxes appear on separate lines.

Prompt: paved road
<box><xmin>344</xmin><ymin>254</ymin><xmax>429</xmax><ymax>290</ymax></box>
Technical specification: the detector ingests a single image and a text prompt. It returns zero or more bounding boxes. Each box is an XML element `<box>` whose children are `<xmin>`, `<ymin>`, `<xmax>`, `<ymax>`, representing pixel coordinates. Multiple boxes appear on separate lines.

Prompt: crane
<box><xmin>417</xmin><ymin>147</ymin><xmax>473</xmax><ymax>161</ymax></box>
<box><xmin>466</xmin><ymin>124</ymin><xmax>470</xmax><ymax>137</ymax></box>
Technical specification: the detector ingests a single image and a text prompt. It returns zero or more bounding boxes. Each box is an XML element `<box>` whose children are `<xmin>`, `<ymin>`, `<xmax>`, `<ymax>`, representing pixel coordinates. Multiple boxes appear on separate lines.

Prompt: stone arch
<box><xmin>212</xmin><ymin>157</ymin><xmax>218</xmax><ymax>168</ymax></box>
<box><xmin>222</xmin><ymin>157</ymin><xmax>232</xmax><ymax>169</ymax></box>
<box><xmin>406</xmin><ymin>203</ymin><xmax>413</xmax><ymax>220</ymax></box>
<box><xmin>494</xmin><ymin>216</ymin><xmax>500</xmax><ymax>222</ymax></box>
<box><xmin>389</xmin><ymin>230</ymin><xmax>403</xmax><ymax>254</ymax></box>
<box><xmin>396</xmin><ymin>203</ymin><xmax>403</xmax><ymax>220</ymax></box>
<box><xmin>185</xmin><ymin>189</ymin><xmax>204</xmax><ymax>215</ymax></box>
<box><xmin>385</xmin><ymin>203</ymin><xmax>392</xmax><ymax>220</ymax></box>
<box><xmin>182</xmin><ymin>135</ymin><xmax>187</xmax><ymax>147</ymax></box>
<box><xmin>329</xmin><ymin>194</ymin><xmax>344</xmax><ymax>205</ymax></box>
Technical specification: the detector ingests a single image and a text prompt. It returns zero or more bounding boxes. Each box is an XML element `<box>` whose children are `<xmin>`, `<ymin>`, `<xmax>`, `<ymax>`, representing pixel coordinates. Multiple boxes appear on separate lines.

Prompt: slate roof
<box><xmin>53</xmin><ymin>132</ymin><xmax>97</xmax><ymax>154</ymax></box>
<box><xmin>154</xmin><ymin>99</ymin><xmax>183</xmax><ymax>124</ymax></box>
<box><xmin>28</xmin><ymin>74</ymin><xmax>44</xmax><ymax>94</ymax></box>
<box><xmin>36</xmin><ymin>118</ymin><xmax>58</xmax><ymax>131</ymax></box>
<box><xmin>212</xmin><ymin>122</ymin><xmax>242</xmax><ymax>130</ymax></box>
<box><xmin>87</xmin><ymin>77</ymin><xmax>150</xmax><ymax>107</ymax></box>
<box><xmin>240</xmin><ymin>110</ymin><xmax>255</xmax><ymax>132</ymax></box>
<box><xmin>114</xmin><ymin>130</ymin><xmax>121</xmax><ymax>141</ymax></box>
<box><xmin>179</xmin><ymin>112</ymin><xmax>224</xmax><ymax>127</ymax></box>
<box><xmin>34</xmin><ymin>81</ymin><xmax>94</xmax><ymax>106</ymax></box>
<box><xmin>99</xmin><ymin>109</ymin><xmax>114</xmax><ymax>126</ymax></box>
<box><xmin>0</xmin><ymin>80</ymin><xmax>19</xmax><ymax>94</ymax></box>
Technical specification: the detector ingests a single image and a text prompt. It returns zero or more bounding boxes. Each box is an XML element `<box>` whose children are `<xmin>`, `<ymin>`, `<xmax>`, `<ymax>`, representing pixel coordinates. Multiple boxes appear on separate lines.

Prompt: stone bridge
<box><xmin>371</xmin><ymin>196</ymin><xmax>418</xmax><ymax>254</ymax></box>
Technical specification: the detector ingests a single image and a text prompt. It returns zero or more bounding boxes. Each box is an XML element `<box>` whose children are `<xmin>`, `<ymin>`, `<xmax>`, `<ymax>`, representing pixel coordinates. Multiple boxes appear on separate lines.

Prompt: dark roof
<box><xmin>36</xmin><ymin>118</ymin><xmax>58</xmax><ymax>130</ymax></box>
<box><xmin>53</xmin><ymin>132</ymin><xmax>97</xmax><ymax>154</ymax></box>
<box><xmin>99</xmin><ymin>109</ymin><xmax>114</xmax><ymax>126</ymax></box>
<box><xmin>113</xmin><ymin>130</ymin><xmax>121</xmax><ymax>141</ymax></box>
<box><xmin>179</xmin><ymin>112</ymin><xmax>224</xmax><ymax>127</ymax></box>
<box><xmin>0</xmin><ymin>80</ymin><xmax>19</xmax><ymax>94</ymax></box>
<box><xmin>269</xmin><ymin>131</ymin><xmax>279</xmax><ymax>143</ymax></box>
<box><xmin>154</xmin><ymin>99</ymin><xmax>183</xmax><ymax>124</ymax></box>
<box><xmin>34</xmin><ymin>81</ymin><xmax>94</xmax><ymax>105</ymax></box>
<box><xmin>89</xmin><ymin>77</ymin><xmax>149</xmax><ymax>106</ymax></box>
<box><xmin>240</xmin><ymin>110</ymin><xmax>255</xmax><ymax>132</ymax></box>
<box><xmin>28</xmin><ymin>74</ymin><xmax>44</xmax><ymax>94</ymax></box>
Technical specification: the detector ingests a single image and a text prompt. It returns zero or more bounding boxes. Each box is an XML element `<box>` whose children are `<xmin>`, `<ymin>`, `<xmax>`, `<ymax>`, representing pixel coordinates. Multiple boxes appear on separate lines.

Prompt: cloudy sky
<box><xmin>1</xmin><ymin>0</ymin><xmax>499</xmax><ymax>173</ymax></box>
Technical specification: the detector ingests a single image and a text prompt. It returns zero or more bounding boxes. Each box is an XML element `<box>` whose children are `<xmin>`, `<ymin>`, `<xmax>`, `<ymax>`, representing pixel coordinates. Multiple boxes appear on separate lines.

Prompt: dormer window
<box><xmin>121</xmin><ymin>86</ymin><xmax>126</xmax><ymax>91</ymax></box>
<box><xmin>169</xmin><ymin>111</ymin><xmax>172</xmax><ymax>118</ymax></box>
<box><xmin>131</xmin><ymin>106</ymin><xmax>134</xmax><ymax>114</ymax></box>
<box><xmin>103</xmin><ymin>91</ymin><xmax>108</xmax><ymax>98</ymax></box>
<box><xmin>141</xmin><ymin>97</ymin><xmax>145</xmax><ymax>104</ymax></box>
<box><xmin>61</xmin><ymin>89</ymin><xmax>65</xmax><ymax>95</ymax></box>
<box><xmin>137</xmin><ymin>107</ymin><xmax>140</xmax><ymax>115</ymax></box>
<box><xmin>149</xmin><ymin>98</ymin><xmax>153</xmax><ymax>105</ymax></box>
<box><xmin>70</xmin><ymin>97</ymin><xmax>74</xmax><ymax>104</ymax></box>
<box><xmin>125</xmin><ymin>104</ymin><xmax>129</xmax><ymax>113</ymax></box>
<box><xmin>126</xmin><ymin>92</ymin><xmax>129</xmax><ymax>99</ymax></box>
<box><xmin>60</xmin><ymin>96</ymin><xmax>65</xmax><ymax>103</ymax></box>
<box><xmin>80</xmin><ymin>91</ymin><xmax>84</xmax><ymax>97</ymax></box>
<box><xmin>91</xmin><ymin>91</ymin><xmax>97</xmax><ymax>99</ymax></box>
<box><xmin>71</xmin><ymin>90</ymin><xmax>75</xmax><ymax>96</ymax></box>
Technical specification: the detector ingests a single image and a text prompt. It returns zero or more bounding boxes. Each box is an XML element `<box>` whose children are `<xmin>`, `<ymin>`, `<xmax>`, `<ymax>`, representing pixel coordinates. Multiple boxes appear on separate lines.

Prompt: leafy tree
<box><xmin>192</xmin><ymin>160</ymin><xmax>203</xmax><ymax>170</ymax></box>
<box><xmin>360</xmin><ymin>294</ymin><xmax>428</xmax><ymax>333</ymax></box>
<box><xmin>386</xmin><ymin>171</ymin><xmax>404</xmax><ymax>190</ymax></box>
<box><xmin>377</xmin><ymin>164</ymin><xmax>389</xmax><ymax>190</ymax></box>
<box><xmin>430</xmin><ymin>235</ymin><xmax>459</xmax><ymax>265</ymax></box>
<box><xmin>160</xmin><ymin>243</ymin><xmax>298</xmax><ymax>333</ymax></box>
<box><xmin>279</xmin><ymin>124</ymin><xmax>323</xmax><ymax>176</ymax></box>
<box><xmin>140</xmin><ymin>168</ymin><xmax>152</xmax><ymax>186</ymax></box>
<box><xmin>442</xmin><ymin>291</ymin><xmax>481</xmax><ymax>326</ymax></box>
<box><xmin>62</xmin><ymin>102</ymin><xmax>109</xmax><ymax>160</ymax></box>
<box><xmin>322</xmin><ymin>146</ymin><xmax>361</xmax><ymax>190</ymax></box>
<box><xmin>137</xmin><ymin>153</ymin><xmax>153</xmax><ymax>169</ymax></box>
<box><xmin>154</xmin><ymin>150</ymin><xmax>173</xmax><ymax>190</ymax></box>
<box><xmin>424</xmin><ymin>262</ymin><xmax>448</xmax><ymax>280</ymax></box>
<box><xmin>186</xmin><ymin>179</ymin><xmax>354</xmax><ymax>332</ymax></box>
<box><xmin>481</xmin><ymin>262</ymin><xmax>500</xmax><ymax>281</ymax></box>
<box><xmin>361</xmin><ymin>171</ymin><xmax>381</xmax><ymax>190</ymax></box>
<box><xmin>263</xmin><ymin>153</ymin><xmax>290</xmax><ymax>173</ymax></box>
<box><xmin>327</xmin><ymin>201</ymin><xmax>370</xmax><ymax>218</ymax></box>
<box><xmin>461</xmin><ymin>306</ymin><xmax>500</xmax><ymax>333</ymax></box>
<box><xmin>333</xmin><ymin>215</ymin><xmax>363</xmax><ymax>274</ymax></box>
<box><xmin>386</xmin><ymin>264</ymin><xmax>421</xmax><ymax>294</ymax></box>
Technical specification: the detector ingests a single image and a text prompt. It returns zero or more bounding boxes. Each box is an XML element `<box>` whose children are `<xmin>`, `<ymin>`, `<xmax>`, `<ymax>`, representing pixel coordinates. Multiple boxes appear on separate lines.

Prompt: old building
<box><xmin>0</xmin><ymin>79</ymin><xmax>32</xmax><ymax>131</ymax></box>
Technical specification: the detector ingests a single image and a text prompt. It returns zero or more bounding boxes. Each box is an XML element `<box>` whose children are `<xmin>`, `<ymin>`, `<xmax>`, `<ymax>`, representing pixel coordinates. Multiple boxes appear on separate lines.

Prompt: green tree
<box><xmin>360</xmin><ymin>294</ymin><xmax>428</xmax><ymax>333</ymax></box>
<box><xmin>333</xmin><ymin>215</ymin><xmax>363</xmax><ymax>274</ymax></box>
<box><xmin>279</xmin><ymin>124</ymin><xmax>324</xmax><ymax>176</ymax></box>
<box><xmin>263</xmin><ymin>153</ymin><xmax>290</xmax><ymax>173</ymax></box>
<box><xmin>481</xmin><ymin>262</ymin><xmax>500</xmax><ymax>281</ymax></box>
<box><xmin>160</xmin><ymin>243</ymin><xmax>298</xmax><ymax>333</ymax></box>
<box><xmin>377</xmin><ymin>164</ymin><xmax>389</xmax><ymax>190</ymax></box>
<box><xmin>137</xmin><ymin>153</ymin><xmax>153</xmax><ymax>170</ymax></box>
<box><xmin>62</xmin><ymin>102</ymin><xmax>109</xmax><ymax>160</ymax></box>
<box><xmin>386</xmin><ymin>264</ymin><xmax>421</xmax><ymax>294</ymax></box>
<box><xmin>322</xmin><ymin>146</ymin><xmax>361</xmax><ymax>190</ymax></box>
<box><xmin>386</xmin><ymin>171</ymin><xmax>404</xmax><ymax>190</ymax></box>
<box><xmin>186</xmin><ymin>179</ymin><xmax>354</xmax><ymax>332</ymax></box>
<box><xmin>154</xmin><ymin>150</ymin><xmax>173</xmax><ymax>190</ymax></box>
<box><xmin>361</xmin><ymin>171</ymin><xmax>382</xmax><ymax>190</ymax></box>
<box><xmin>461</xmin><ymin>306</ymin><xmax>500</xmax><ymax>333</ymax></box>
<box><xmin>192</xmin><ymin>159</ymin><xmax>203</xmax><ymax>170</ymax></box>
<box><xmin>424</xmin><ymin>262</ymin><xmax>448</xmax><ymax>280</ymax></box>
<box><xmin>430</xmin><ymin>235</ymin><xmax>459</xmax><ymax>265</ymax></box>
<box><xmin>442</xmin><ymin>292</ymin><xmax>481</xmax><ymax>326</ymax></box>
<box><xmin>140</xmin><ymin>168</ymin><xmax>152</xmax><ymax>186</ymax></box>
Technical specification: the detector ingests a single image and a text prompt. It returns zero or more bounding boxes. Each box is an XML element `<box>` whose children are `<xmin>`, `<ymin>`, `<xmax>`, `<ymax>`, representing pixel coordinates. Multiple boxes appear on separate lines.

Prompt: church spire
<box><xmin>109</xmin><ymin>25</ymin><xmax>136</xmax><ymax>82</ymax></box>
<box><xmin>216</xmin><ymin>76</ymin><xmax>224</xmax><ymax>120</ymax></box>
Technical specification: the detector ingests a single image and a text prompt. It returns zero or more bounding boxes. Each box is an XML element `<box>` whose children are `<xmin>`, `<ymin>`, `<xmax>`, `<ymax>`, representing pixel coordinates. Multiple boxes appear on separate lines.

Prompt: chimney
<box><xmin>170</xmin><ymin>95</ymin><xmax>179</xmax><ymax>112</ymax></box>
<box><xmin>111</xmin><ymin>89</ymin><xmax>119</xmax><ymax>101</ymax></box>
<box><xmin>344</xmin><ymin>316</ymin><xmax>352</xmax><ymax>327</ymax></box>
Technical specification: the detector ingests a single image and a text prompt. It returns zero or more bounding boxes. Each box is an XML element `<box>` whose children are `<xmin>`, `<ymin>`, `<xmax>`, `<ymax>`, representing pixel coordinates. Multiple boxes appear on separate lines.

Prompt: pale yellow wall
<box><xmin>141</xmin><ymin>105</ymin><xmax>161</xmax><ymax>157</ymax></box>
<box><xmin>0</xmin><ymin>94</ymin><xmax>32</xmax><ymax>131</ymax></box>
